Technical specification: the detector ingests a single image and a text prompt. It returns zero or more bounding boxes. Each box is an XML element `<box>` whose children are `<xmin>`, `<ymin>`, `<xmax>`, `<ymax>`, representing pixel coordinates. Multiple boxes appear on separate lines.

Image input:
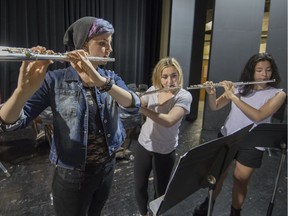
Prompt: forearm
<box><xmin>108</xmin><ymin>84</ymin><xmax>133</xmax><ymax>107</ymax></box>
<box><xmin>207</xmin><ymin>91</ymin><xmax>232</xmax><ymax>111</ymax></box>
<box><xmin>1</xmin><ymin>58</ymin><xmax>51</xmax><ymax>123</ymax></box>
<box><xmin>0</xmin><ymin>89</ymin><xmax>28</xmax><ymax>123</ymax></box>
<box><xmin>140</xmin><ymin>106</ymin><xmax>184</xmax><ymax>128</ymax></box>
<box><xmin>90</xmin><ymin>69</ymin><xmax>135</xmax><ymax>108</ymax></box>
<box><xmin>140</xmin><ymin>107</ymin><xmax>171</xmax><ymax>127</ymax></box>
<box><xmin>207</xmin><ymin>93</ymin><xmax>218</xmax><ymax>110</ymax></box>
<box><xmin>231</xmin><ymin>96</ymin><xmax>263</xmax><ymax>121</ymax></box>
<box><xmin>231</xmin><ymin>92</ymin><xmax>286</xmax><ymax>122</ymax></box>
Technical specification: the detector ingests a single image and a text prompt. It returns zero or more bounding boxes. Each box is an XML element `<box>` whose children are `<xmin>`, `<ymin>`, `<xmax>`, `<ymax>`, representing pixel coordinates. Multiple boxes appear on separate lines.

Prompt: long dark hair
<box><xmin>238</xmin><ymin>53</ymin><xmax>281</xmax><ymax>96</ymax></box>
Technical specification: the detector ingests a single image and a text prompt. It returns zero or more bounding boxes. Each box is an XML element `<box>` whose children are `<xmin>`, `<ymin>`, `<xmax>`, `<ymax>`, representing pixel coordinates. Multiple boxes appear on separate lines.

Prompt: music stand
<box><xmin>238</xmin><ymin>123</ymin><xmax>287</xmax><ymax>216</ymax></box>
<box><xmin>150</xmin><ymin>123</ymin><xmax>287</xmax><ymax>216</ymax></box>
<box><xmin>0</xmin><ymin>134</ymin><xmax>11</xmax><ymax>177</ymax></box>
<box><xmin>149</xmin><ymin>124</ymin><xmax>253</xmax><ymax>216</ymax></box>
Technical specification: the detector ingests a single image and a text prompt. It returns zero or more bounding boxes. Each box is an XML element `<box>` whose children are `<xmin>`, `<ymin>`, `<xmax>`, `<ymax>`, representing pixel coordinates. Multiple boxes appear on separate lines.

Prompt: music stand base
<box><xmin>0</xmin><ymin>161</ymin><xmax>11</xmax><ymax>177</ymax></box>
<box><xmin>266</xmin><ymin>143</ymin><xmax>286</xmax><ymax>216</ymax></box>
<box><xmin>207</xmin><ymin>187</ymin><xmax>214</xmax><ymax>216</ymax></box>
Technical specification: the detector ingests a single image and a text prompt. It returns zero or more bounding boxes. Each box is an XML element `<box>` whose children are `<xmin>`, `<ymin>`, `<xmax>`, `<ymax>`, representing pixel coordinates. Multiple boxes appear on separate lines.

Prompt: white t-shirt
<box><xmin>138</xmin><ymin>87</ymin><xmax>192</xmax><ymax>154</ymax></box>
<box><xmin>220</xmin><ymin>86</ymin><xmax>283</xmax><ymax>150</ymax></box>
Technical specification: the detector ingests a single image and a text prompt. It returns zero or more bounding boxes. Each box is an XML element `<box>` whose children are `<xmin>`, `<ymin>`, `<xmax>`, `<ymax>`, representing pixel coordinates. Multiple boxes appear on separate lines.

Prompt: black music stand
<box><xmin>149</xmin><ymin>124</ymin><xmax>253</xmax><ymax>216</ymax></box>
<box><xmin>238</xmin><ymin>123</ymin><xmax>287</xmax><ymax>216</ymax></box>
<box><xmin>150</xmin><ymin>123</ymin><xmax>287</xmax><ymax>216</ymax></box>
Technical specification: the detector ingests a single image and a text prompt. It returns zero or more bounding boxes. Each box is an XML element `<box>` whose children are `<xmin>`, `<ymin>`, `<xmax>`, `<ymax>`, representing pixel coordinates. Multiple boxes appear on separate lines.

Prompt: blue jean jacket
<box><xmin>2</xmin><ymin>66</ymin><xmax>140</xmax><ymax>170</ymax></box>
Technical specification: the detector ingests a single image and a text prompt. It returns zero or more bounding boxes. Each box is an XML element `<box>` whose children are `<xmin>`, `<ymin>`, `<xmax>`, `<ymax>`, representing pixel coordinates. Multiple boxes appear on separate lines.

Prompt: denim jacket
<box><xmin>1</xmin><ymin>66</ymin><xmax>140</xmax><ymax>170</ymax></box>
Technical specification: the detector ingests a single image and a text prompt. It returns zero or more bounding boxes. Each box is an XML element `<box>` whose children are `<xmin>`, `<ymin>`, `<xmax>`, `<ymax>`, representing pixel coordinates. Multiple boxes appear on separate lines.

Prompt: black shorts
<box><xmin>217</xmin><ymin>132</ymin><xmax>264</xmax><ymax>168</ymax></box>
<box><xmin>235</xmin><ymin>147</ymin><xmax>264</xmax><ymax>168</ymax></box>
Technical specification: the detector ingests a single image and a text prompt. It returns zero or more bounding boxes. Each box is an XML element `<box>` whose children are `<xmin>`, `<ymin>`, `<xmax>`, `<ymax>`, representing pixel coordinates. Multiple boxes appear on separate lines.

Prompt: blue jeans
<box><xmin>52</xmin><ymin>158</ymin><xmax>115</xmax><ymax>216</ymax></box>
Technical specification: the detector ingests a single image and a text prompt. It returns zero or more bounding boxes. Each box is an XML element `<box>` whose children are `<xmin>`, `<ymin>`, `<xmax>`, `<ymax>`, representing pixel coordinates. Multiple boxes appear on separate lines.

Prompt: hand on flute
<box><xmin>66</xmin><ymin>50</ymin><xmax>107</xmax><ymax>88</ymax></box>
<box><xmin>17</xmin><ymin>46</ymin><xmax>53</xmax><ymax>98</ymax></box>
<box><xmin>220</xmin><ymin>80</ymin><xmax>236</xmax><ymax>100</ymax></box>
<box><xmin>203</xmin><ymin>81</ymin><xmax>216</xmax><ymax>95</ymax></box>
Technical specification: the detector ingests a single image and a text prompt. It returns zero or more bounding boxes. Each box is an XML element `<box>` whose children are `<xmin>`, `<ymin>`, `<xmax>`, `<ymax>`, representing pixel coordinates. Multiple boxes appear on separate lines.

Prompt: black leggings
<box><xmin>133</xmin><ymin>143</ymin><xmax>176</xmax><ymax>215</ymax></box>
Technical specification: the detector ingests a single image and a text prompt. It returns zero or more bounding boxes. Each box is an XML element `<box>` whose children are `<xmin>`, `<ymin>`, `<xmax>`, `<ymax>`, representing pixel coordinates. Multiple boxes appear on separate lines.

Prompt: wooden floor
<box><xmin>0</xmin><ymin>103</ymin><xmax>287</xmax><ymax>216</ymax></box>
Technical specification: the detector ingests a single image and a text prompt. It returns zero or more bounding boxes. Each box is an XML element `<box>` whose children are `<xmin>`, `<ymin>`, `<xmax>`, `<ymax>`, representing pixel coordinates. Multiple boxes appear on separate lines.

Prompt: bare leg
<box><xmin>232</xmin><ymin>161</ymin><xmax>255</xmax><ymax>209</ymax></box>
<box><xmin>211</xmin><ymin>162</ymin><xmax>234</xmax><ymax>200</ymax></box>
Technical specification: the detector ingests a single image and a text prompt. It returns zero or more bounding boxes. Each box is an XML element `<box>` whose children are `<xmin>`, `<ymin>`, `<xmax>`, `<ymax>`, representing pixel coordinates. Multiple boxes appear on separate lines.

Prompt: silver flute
<box><xmin>187</xmin><ymin>79</ymin><xmax>276</xmax><ymax>90</ymax></box>
<box><xmin>139</xmin><ymin>79</ymin><xmax>276</xmax><ymax>96</ymax></box>
<box><xmin>139</xmin><ymin>87</ymin><xmax>181</xmax><ymax>96</ymax></box>
<box><xmin>0</xmin><ymin>46</ymin><xmax>115</xmax><ymax>62</ymax></box>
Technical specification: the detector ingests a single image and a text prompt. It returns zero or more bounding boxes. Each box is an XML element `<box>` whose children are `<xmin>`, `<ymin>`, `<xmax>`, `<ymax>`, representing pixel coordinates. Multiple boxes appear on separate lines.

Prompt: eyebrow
<box><xmin>162</xmin><ymin>71</ymin><xmax>178</xmax><ymax>75</ymax></box>
<box><xmin>93</xmin><ymin>37</ymin><xmax>112</xmax><ymax>42</ymax></box>
<box><xmin>255</xmin><ymin>66</ymin><xmax>271</xmax><ymax>69</ymax></box>
<box><xmin>95</xmin><ymin>39</ymin><xmax>109</xmax><ymax>42</ymax></box>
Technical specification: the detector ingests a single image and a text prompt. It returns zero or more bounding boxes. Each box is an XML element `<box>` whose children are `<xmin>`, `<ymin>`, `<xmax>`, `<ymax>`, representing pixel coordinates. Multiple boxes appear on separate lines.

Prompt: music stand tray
<box><xmin>239</xmin><ymin>123</ymin><xmax>287</xmax><ymax>149</ymax></box>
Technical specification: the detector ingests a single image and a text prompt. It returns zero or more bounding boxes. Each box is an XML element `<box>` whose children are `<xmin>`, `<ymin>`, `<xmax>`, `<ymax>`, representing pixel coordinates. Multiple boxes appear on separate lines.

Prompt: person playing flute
<box><xmin>0</xmin><ymin>16</ymin><xmax>140</xmax><ymax>216</ymax></box>
<box><xmin>193</xmin><ymin>52</ymin><xmax>286</xmax><ymax>216</ymax></box>
<box><xmin>133</xmin><ymin>57</ymin><xmax>192</xmax><ymax>216</ymax></box>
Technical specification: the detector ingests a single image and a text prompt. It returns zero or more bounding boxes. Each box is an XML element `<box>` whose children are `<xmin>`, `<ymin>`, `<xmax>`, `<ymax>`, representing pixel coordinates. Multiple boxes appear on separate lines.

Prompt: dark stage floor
<box><xmin>0</xmin><ymin>105</ymin><xmax>287</xmax><ymax>216</ymax></box>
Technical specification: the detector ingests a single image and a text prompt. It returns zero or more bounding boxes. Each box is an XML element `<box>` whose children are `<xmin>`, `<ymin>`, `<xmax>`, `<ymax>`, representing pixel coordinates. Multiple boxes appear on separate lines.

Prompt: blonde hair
<box><xmin>151</xmin><ymin>57</ymin><xmax>183</xmax><ymax>89</ymax></box>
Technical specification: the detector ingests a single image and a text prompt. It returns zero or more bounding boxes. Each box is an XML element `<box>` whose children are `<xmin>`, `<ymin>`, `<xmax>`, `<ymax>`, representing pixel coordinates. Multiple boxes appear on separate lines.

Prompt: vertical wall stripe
<box><xmin>169</xmin><ymin>0</ymin><xmax>195</xmax><ymax>88</ymax></box>
<box><xmin>266</xmin><ymin>0</ymin><xmax>287</xmax><ymax>90</ymax></box>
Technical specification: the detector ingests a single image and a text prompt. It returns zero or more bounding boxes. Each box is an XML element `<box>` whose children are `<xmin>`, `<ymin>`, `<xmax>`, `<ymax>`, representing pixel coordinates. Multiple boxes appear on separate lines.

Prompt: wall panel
<box><xmin>266</xmin><ymin>0</ymin><xmax>287</xmax><ymax>90</ymax></box>
<box><xmin>202</xmin><ymin>0</ymin><xmax>266</xmax><ymax>130</ymax></box>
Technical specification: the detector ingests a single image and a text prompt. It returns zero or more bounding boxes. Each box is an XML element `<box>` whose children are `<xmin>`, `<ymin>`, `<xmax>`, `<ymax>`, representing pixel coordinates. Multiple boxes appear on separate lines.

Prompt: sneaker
<box><xmin>193</xmin><ymin>197</ymin><xmax>214</xmax><ymax>216</ymax></box>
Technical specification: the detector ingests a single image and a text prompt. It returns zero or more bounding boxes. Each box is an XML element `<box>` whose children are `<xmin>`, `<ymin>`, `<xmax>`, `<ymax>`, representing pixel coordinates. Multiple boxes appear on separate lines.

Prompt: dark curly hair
<box><xmin>238</xmin><ymin>53</ymin><xmax>281</xmax><ymax>96</ymax></box>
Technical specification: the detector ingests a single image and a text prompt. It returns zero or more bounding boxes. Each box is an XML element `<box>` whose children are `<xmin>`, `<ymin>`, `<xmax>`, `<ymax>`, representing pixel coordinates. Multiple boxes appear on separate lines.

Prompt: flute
<box><xmin>0</xmin><ymin>46</ymin><xmax>115</xmax><ymax>62</ymax></box>
<box><xmin>186</xmin><ymin>79</ymin><xmax>276</xmax><ymax>90</ymax></box>
<box><xmin>139</xmin><ymin>87</ymin><xmax>181</xmax><ymax>96</ymax></box>
<box><xmin>138</xmin><ymin>79</ymin><xmax>276</xmax><ymax>96</ymax></box>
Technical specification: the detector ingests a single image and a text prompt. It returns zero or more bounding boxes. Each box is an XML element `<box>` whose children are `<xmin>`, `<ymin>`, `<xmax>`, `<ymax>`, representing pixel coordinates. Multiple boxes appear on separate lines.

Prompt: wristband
<box><xmin>99</xmin><ymin>78</ymin><xmax>113</xmax><ymax>92</ymax></box>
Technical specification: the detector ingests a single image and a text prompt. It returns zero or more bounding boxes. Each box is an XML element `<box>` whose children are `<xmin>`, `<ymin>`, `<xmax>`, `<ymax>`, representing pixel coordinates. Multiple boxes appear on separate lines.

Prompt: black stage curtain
<box><xmin>0</xmin><ymin>0</ymin><xmax>163</xmax><ymax>101</ymax></box>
